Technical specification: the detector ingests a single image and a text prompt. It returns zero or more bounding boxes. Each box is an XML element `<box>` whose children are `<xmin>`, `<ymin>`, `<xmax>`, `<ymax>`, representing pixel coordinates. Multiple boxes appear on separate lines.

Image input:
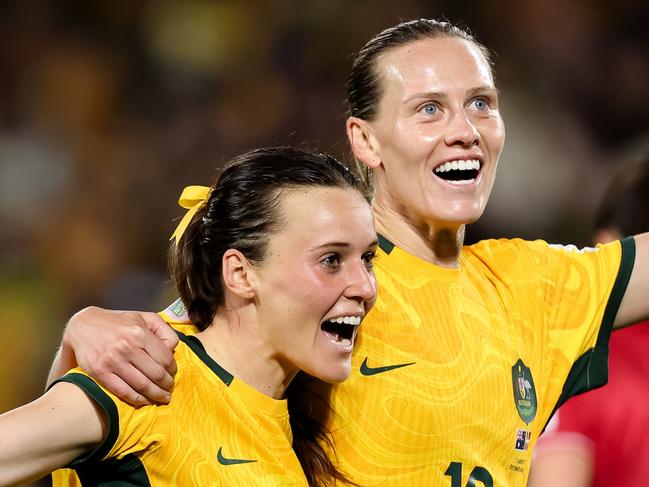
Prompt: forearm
<box><xmin>46</xmin><ymin>308</ymin><xmax>90</xmax><ymax>388</ymax></box>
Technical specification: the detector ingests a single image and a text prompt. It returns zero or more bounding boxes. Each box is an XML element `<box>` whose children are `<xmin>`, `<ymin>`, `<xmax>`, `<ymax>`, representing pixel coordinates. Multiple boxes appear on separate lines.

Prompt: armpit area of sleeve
<box><xmin>48</xmin><ymin>372</ymin><xmax>119</xmax><ymax>467</ymax></box>
<box><xmin>554</xmin><ymin>237</ymin><xmax>636</xmax><ymax>408</ymax></box>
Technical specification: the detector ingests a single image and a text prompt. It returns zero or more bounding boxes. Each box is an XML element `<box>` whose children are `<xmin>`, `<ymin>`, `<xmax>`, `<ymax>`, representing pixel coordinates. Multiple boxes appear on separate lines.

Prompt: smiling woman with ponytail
<box><xmin>0</xmin><ymin>146</ymin><xmax>377</xmax><ymax>487</ymax></box>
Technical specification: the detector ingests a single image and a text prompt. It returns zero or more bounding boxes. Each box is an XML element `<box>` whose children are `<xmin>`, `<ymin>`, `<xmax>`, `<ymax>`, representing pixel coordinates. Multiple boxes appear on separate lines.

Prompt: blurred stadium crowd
<box><xmin>0</xmin><ymin>0</ymin><xmax>647</xmax><ymax>441</ymax></box>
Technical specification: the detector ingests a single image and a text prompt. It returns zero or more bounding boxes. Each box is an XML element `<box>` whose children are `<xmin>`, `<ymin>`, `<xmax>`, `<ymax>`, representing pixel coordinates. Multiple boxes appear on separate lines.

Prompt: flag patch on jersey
<box><xmin>514</xmin><ymin>429</ymin><xmax>531</xmax><ymax>451</ymax></box>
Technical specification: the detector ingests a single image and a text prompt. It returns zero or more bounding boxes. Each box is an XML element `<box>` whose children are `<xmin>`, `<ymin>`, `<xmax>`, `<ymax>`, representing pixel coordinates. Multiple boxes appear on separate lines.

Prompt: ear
<box><xmin>222</xmin><ymin>249</ymin><xmax>256</xmax><ymax>300</ymax></box>
<box><xmin>346</xmin><ymin>116</ymin><xmax>382</xmax><ymax>169</ymax></box>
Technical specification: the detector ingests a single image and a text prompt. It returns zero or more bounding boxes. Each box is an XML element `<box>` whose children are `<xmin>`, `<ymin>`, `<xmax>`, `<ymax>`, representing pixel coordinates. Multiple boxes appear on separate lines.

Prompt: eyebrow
<box><xmin>310</xmin><ymin>239</ymin><xmax>379</xmax><ymax>251</ymax></box>
<box><xmin>404</xmin><ymin>85</ymin><xmax>499</xmax><ymax>104</ymax></box>
<box><xmin>404</xmin><ymin>91</ymin><xmax>447</xmax><ymax>104</ymax></box>
<box><xmin>468</xmin><ymin>86</ymin><xmax>500</xmax><ymax>97</ymax></box>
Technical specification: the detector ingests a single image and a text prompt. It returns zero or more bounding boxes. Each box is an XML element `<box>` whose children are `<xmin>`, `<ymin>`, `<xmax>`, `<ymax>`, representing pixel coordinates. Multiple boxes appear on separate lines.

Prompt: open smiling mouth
<box><xmin>321</xmin><ymin>316</ymin><xmax>361</xmax><ymax>348</ymax></box>
<box><xmin>433</xmin><ymin>159</ymin><xmax>481</xmax><ymax>185</ymax></box>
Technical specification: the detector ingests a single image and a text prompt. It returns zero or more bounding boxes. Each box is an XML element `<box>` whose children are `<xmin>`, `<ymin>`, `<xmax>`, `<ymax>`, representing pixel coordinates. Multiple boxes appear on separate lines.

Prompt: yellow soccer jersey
<box><xmin>51</xmin><ymin>330</ymin><xmax>307</xmax><ymax>486</ymax></box>
<box><xmin>325</xmin><ymin>235</ymin><xmax>634</xmax><ymax>486</ymax></box>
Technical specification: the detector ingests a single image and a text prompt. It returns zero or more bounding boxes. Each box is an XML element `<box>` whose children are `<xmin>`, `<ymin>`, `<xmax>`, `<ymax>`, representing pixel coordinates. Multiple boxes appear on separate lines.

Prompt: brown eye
<box><xmin>321</xmin><ymin>254</ymin><xmax>341</xmax><ymax>269</ymax></box>
<box><xmin>362</xmin><ymin>251</ymin><xmax>376</xmax><ymax>269</ymax></box>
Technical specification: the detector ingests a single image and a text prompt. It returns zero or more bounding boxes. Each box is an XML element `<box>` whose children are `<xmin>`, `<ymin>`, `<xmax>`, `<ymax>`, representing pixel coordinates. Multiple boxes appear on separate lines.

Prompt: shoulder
<box><xmin>170</xmin><ymin>337</ymin><xmax>202</xmax><ymax>385</ymax></box>
<box><xmin>464</xmin><ymin>237</ymin><xmax>548</xmax><ymax>258</ymax></box>
<box><xmin>461</xmin><ymin>238</ymin><xmax>549</xmax><ymax>275</ymax></box>
<box><xmin>462</xmin><ymin>238</ymin><xmax>613</xmax><ymax>269</ymax></box>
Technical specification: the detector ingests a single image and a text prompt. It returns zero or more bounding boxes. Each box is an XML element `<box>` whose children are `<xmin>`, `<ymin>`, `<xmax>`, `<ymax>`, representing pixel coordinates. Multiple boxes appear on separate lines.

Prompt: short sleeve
<box><xmin>49</xmin><ymin>368</ymin><xmax>158</xmax><ymax>466</ymax></box>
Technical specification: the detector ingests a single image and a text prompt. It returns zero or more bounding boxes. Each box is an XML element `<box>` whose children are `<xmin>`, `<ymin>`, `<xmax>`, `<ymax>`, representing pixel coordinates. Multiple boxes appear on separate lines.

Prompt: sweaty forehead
<box><xmin>376</xmin><ymin>37</ymin><xmax>494</xmax><ymax>92</ymax></box>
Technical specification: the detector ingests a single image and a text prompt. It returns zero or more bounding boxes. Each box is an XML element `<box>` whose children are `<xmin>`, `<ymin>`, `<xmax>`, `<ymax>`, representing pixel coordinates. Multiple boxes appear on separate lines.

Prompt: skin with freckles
<box><xmin>347</xmin><ymin>37</ymin><xmax>505</xmax><ymax>267</ymax></box>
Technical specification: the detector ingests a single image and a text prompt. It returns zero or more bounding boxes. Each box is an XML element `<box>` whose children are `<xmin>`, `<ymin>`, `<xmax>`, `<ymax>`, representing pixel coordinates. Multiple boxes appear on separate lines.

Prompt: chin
<box><xmin>310</xmin><ymin>360</ymin><xmax>352</xmax><ymax>384</ymax></box>
<box><xmin>462</xmin><ymin>211</ymin><xmax>484</xmax><ymax>225</ymax></box>
<box><xmin>441</xmin><ymin>203</ymin><xmax>486</xmax><ymax>225</ymax></box>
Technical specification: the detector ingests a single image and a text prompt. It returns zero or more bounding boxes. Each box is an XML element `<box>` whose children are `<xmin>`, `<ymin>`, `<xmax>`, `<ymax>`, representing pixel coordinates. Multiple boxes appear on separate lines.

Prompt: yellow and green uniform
<box><xmin>55</xmin><ymin>236</ymin><xmax>635</xmax><ymax>487</ymax></box>
<box><xmin>327</xmin><ymin>236</ymin><xmax>634</xmax><ymax>486</ymax></box>
<box><xmin>51</xmin><ymin>329</ymin><xmax>307</xmax><ymax>486</ymax></box>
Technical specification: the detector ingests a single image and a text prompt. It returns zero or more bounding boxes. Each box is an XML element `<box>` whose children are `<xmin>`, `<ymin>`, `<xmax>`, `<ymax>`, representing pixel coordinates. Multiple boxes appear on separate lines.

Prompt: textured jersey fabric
<box><xmin>52</xmin><ymin>332</ymin><xmax>306</xmax><ymax>486</ymax></box>
<box><xmin>54</xmin><ymin>236</ymin><xmax>635</xmax><ymax>487</ymax></box>
<box><xmin>326</xmin><ymin>236</ymin><xmax>633</xmax><ymax>486</ymax></box>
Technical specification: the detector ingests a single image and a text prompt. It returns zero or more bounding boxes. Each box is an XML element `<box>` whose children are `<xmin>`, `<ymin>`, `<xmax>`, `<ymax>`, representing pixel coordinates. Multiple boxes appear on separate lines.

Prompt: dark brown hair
<box><xmin>169</xmin><ymin>146</ymin><xmax>364</xmax><ymax>486</ymax></box>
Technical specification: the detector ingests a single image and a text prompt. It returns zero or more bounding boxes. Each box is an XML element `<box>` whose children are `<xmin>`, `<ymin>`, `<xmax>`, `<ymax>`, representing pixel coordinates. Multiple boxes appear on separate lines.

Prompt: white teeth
<box><xmin>329</xmin><ymin>316</ymin><xmax>361</xmax><ymax>326</ymax></box>
<box><xmin>433</xmin><ymin>159</ymin><xmax>481</xmax><ymax>174</ymax></box>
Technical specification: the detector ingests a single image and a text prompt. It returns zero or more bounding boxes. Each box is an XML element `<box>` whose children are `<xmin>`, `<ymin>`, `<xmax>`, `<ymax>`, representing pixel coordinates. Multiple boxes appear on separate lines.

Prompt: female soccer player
<box><xmin>44</xmin><ymin>19</ymin><xmax>649</xmax><ymax>486</ymax></box>
<box><xmin>0</xmin><ymin>147</ymin><xmax>377</xmax><ymax>486</ymax></box>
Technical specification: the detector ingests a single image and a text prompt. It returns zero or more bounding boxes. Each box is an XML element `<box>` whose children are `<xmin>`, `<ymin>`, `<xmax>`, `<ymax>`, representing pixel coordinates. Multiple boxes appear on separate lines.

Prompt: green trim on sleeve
<box><xmin>544</xmin><ymin>236</ymin><xmax>636</xmax><ymax>430</ymax></box>
<box><xmin>49</xmin><ymin>372</ymin><xmax>120</xmax><ymax>466</ymax></box>
<box><xmin>598</xmin><ymin>236</ymin><xmax>636</xmax><ymax>345</ymax></box>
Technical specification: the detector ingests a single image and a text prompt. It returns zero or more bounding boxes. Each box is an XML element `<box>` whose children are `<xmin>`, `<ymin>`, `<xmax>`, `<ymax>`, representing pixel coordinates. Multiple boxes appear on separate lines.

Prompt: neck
<box><xmin>373</xmin><ymin>201</ymin><xmax>464</xmax><ymax>268</ymax></box>
<box><xmin>196</xmin><ymin>311</ymin><xmax>297</xmax><ymax>399</ymax></box>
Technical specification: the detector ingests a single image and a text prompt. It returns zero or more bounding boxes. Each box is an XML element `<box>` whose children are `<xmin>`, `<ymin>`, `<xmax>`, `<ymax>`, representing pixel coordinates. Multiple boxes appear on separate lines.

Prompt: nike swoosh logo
<box><xmin>360</xmin><ymin>357</ymin><xmax>415</xmax><ymax>376</ymax></box>
<box><xmin>217</xmin><ymin>447</ymin><xmax>257</xmax><ymax>465</ymax></box>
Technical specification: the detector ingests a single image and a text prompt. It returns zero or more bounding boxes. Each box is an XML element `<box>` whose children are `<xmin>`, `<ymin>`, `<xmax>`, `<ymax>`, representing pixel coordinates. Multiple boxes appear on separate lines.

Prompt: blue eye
<box><xmin>421</xmin><ymin>104</ymin><xmax>438</xmax><ymax>115</ymax></box>
<box><xmin>471</xmin><ymin>98</ymin><xmax>490</xmax><ymax>111</ymax></box>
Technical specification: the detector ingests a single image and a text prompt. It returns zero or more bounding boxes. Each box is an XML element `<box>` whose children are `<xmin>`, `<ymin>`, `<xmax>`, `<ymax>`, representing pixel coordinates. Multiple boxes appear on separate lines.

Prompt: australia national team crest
<box><xmin>512</xmin><ymin>359</ymin><xmax>537</xmax><ymax>424</ymax></box>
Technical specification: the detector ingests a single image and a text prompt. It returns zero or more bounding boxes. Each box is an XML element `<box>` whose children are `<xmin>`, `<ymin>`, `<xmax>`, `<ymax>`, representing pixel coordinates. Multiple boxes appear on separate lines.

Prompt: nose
<box><xmin>345</xmin><ymin>261</ymin><xmax>377</xmax><ymax>304</ymax></box>
<box><xmin>444</xmin><ymin>110</ymin><xmax>480</xmax><ymax>147</ymax></box>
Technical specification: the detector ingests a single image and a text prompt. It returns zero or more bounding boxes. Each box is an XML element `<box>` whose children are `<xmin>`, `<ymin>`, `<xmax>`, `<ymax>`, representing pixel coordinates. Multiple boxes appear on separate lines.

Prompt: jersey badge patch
<box><xmin>512</xmin><ymin>359</ymin><xmax>537</xmax><ymax>424</ymax></box>
<box><xmin>514</xmin><ymin>429</ymin><xmax>532</xmax><ymax>451</ymax></box>
<box><xmin>168</xmin><ymin>298</ymin><xmax>187</xmax><ymax>318</ymax></box>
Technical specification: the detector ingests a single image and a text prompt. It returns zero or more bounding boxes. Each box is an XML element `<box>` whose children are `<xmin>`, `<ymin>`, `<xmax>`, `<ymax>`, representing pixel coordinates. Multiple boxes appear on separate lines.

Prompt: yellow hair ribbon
<box><xmin>170</xmin><ymin>185</ymin><xmax>212</xmax><ymax>244</ymax></box>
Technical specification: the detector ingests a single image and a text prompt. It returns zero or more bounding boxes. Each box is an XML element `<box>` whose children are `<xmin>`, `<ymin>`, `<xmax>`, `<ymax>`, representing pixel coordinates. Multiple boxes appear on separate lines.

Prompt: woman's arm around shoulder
<box><xmin>47</xmin><ymin>306</ymin><xmax>179</xmax><ymax>406</ymax></box>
